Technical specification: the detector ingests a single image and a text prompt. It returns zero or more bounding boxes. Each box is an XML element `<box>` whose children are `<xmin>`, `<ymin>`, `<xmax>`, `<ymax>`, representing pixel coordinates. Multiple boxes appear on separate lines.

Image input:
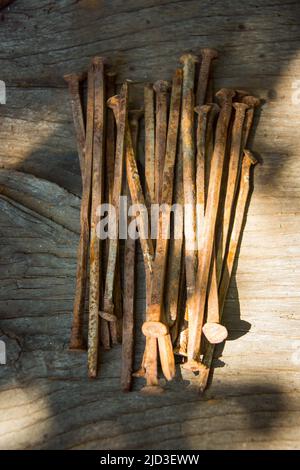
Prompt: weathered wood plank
<box><xmin>0</xmin><ymin>0</ymin><xmax>300</xmax><ymax>450</ymax></box>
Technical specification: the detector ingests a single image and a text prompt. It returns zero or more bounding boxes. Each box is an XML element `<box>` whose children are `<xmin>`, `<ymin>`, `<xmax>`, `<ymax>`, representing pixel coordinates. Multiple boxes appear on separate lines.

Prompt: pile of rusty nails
<box><xmin>64</xmin><ymin>49</ymin><xmax>260</xmax><ymax>393</ymax></box>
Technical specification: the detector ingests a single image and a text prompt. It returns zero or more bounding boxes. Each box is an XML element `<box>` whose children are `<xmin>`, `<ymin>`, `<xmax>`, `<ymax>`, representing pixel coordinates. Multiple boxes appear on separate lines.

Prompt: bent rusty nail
<box><xmin>144</xmin><ymin>84</ymin><xmax>156</xmax><ymax>211</ymax></box>
<box><xmin>142</xmin><ymin>69</ymin><xmax>182</xmax><ymax>384</ymax></box>
<box><xmin>187</xmin><ymin>88</ymin><xmax>235</xmax><ymax>367</ymax></box>
<box><xmin>125</xmin><ymin>123</ymin><xmax>154</xmax><ymax>274</ymax></box>
<box><xmin>180</xmin><ymin>53</ymin><xmax>198</xmax><ymax>330</ymax></box>
<box><xmin>69</xmin><ymin>64</ymin><xmax>95</xmax><ymax>351</ymax></box>
<box><xmin>241</xmin><ymin>95</ymin><xmax>261</xmax><ymax>147</ymax></box>
<box><xmin>121</xmin><ymin>108</ymin><xmax>143</xmax><ymax>392</ymax></box>
<box><xmin>64</xmin><ymin>72</ymin><xmax>86</xmax><ymax>177</ymax></box>
<box><xmin>125</xmin><ymin>122</ymin><xmax>157</xmax><ymax>389</ymax></box>
<box><xmin>216</xmin><ymin>102</ymin><xmax>249</xmax><ymax>283</ymax></box>
<box><xmin>199</xmin><ymin>150</ymin><xmax>258</xmax><ymax>391</ymax></box>
<box><xmin>196</xmin><ymin>48</ymin><xmax>218</xmax><ymax>106</ymax></box>
<box><xmin>153</xmin><ymin>80</ymin><xmax>170</xmax><ymax>204</ymax></box>
<box><xmin>99</xmin><ymin>84</ymin><xmax>128</xmax><ymax>328</ymax></box>
<box><xmin>87</xmin><ymin>57</ymin><xmax>107</xmax><ymax>377</ymax></box>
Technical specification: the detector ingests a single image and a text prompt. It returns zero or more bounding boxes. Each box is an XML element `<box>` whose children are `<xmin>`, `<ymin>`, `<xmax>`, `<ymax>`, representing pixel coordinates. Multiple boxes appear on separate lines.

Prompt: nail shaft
<box><xmin>180</xmin><ymin>54</ymin><xmax>198</xmax><ymax>329</ymax></box>
<box><xmin>88</xmin><ymin>57</ymin><xmax>106</xmax><ymax>378</ymax></box>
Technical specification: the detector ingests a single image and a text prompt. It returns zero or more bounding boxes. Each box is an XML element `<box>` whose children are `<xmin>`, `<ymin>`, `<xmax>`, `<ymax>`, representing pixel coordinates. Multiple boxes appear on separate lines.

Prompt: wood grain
<box><xmin>0</xmin><ymin>0</ymin><xmax>300</xmax><ymax>450</ymax></box>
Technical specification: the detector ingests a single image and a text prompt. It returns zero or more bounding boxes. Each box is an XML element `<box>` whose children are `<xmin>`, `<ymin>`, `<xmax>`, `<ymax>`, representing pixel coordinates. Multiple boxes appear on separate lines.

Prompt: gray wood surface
<box><xmin>0</xmin><ymin>0</ymin><xmax>300</xmax><ymax>450</ymax></box>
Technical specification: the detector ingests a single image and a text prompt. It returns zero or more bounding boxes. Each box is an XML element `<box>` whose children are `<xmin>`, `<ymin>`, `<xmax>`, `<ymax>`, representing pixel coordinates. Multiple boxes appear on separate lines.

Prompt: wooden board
<box><xmin>0</xmin><ymin>0</ymin><xmax>300</xmax><ymax>450</ymax></box>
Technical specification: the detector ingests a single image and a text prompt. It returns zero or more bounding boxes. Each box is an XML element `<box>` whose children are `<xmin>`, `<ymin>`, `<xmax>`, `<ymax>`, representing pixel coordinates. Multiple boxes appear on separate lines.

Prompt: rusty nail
<box><xmin>142</xmin><ymin>69</ymin><xmax>182</xmax><ymax>386</ymax></box>
<box><xmin>87</xmin><ymin>57</ymin><xmax>107</xmax><ymax>378</ymax></box>
<box><xmin>104</xmin><ymin>71</ymin><xmax>118</xmax><ymax>347</ymax></box>
<box><xmin>121</xmin><ymin>108</ymin><xmax>143</xmax><ymax>392</ymax></box>
<box><xmin>180</xmin><ymin>53</ymin><xmax>198</xmax><ymax>327</ymax></box>
<box><xmin>196</xmin><ymin>48</ymin><xmax>218</xmax><ymax>106</ymax></box>
<box><xmin>125</xmin><ymin>121</ymin><xmax>154</xmax><ymax>274</ymax></box>
<box><xmin>194</xmin><ymin>103</ymin><xmax>227</xmax><ymax>346</ymax></box>
<box><xmin>216</xmin><ymin>101</ymin><xmax>249</xmax><ymax>283</ymax></box>
<box><xmin>187</xmin><ymin>88</ymin><xmax>235</xmax><ymax>367</ymax></box>
<box><xmin>69</xmin><ymin>64</ymin><xmax>95</xmax><ymax>351</ymax></box>
<box><xmin>199</xmin><ymin>149</ymin><xmax>257</xmax><ymax>391</ymax></box>
<box><xmin>100</xmin><ymin>84</ymin><xmax>128</xmax><ymax>331</ymax></box>
<box><xmin>64</xmin><ymin>72</ymin><xmax>86</xmax><ymax>177</ymax></box>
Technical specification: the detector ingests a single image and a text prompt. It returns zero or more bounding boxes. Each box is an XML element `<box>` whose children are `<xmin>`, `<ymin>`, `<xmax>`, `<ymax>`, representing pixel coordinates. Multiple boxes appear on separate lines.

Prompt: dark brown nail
<box><xmin>69</xmin><ymin>64</ymin><xmax>95</xmax><ymax>352</ymax></box>
<box><xmin>88</xmin><ymin>57</ymin><xmax>107</xmax><ymax>378</ymax></box>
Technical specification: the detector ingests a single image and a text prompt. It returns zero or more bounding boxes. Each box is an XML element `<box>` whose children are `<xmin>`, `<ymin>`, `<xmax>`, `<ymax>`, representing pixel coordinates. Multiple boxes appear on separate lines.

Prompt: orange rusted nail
<box><xmin>187</xmin><ymin>88</ymin><xmax>235</xmax><ymax>367</ymax></box>
<box><xmin>142</xmin><ymin>69</ymin><xmax>182</xmax><ymax>386</ymax></box>
<box><xmin>199</xmin><ymin>150</ymin><xmax>258</xmax><ymax>391</ymax></box>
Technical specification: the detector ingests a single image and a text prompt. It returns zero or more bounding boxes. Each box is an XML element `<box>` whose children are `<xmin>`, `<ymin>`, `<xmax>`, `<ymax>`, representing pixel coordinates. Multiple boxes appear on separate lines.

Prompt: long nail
<box><xmin>100</xmin><ymin>85</ymin><xmax>128</xmax><ymax>331</ymax></box>
<box><xmin>180</xmin><ymin>53</ymin><xmax>198</xmax><ymax>324</ymax></box>
<box><xmin>121</xmin><ymin>108</ymin><xmax>143</xmax><ymax>392</ymax></box>
<box><xmin>194</xmin><ymin>103</ymin><xmax>227</xmax><ymax>345</ymax></box>
<box><xmin>88</xmin><ymin>57</ymin><xmax>107</xmax><ymax>378</ymax></box>
<box><xmin>187</xmin><ymin>88</ymin><xmax>235</xmax><ymax>367</ymax></box>
<box><xmin>216</xmin><ymin>102</ymin><xmax>249</xmax><ymax>283</ymax></box>
<box><xmin>199</xmin><ymin>150</ymin><xmax>257</xmax><ymax>391</ymax></box>
<box><xmin>142</xmin><ymin>69</ymin><xmax>182</xmax><ymax>386</ymax></box>
<box><xmin>104</xmin><ymin>71</ymin><xmax>117</xmax><ymax>347</ymax></box>
<box><xmin>69</xmin><ymin>64</ymin><xmax>95</xmax><ymax>351</ymax></box>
